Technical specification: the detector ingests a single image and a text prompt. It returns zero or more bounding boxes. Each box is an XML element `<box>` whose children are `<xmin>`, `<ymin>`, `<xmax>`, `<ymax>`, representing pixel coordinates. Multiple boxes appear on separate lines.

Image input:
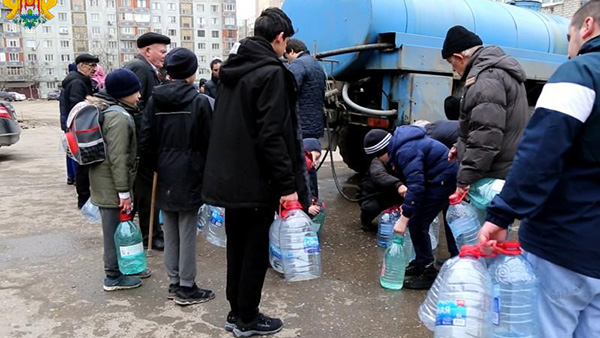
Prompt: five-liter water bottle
<box><xmin>419</xmin><ymin>256</ymin><xmax>461</xmax><ymax>331</ymax></box>
<box><xmin>403</xmin><ymin>216</ymin><xmax>442</xmax><ymax>262</ymax></box>
<box><xmin>279</xmin><ymin>201</ymin><xmax>322</xmax><ymax>282</ymax></box>
<box><xmin>435</xmin><ymin>245</ymin><xmax>493</xmax><ymax>338</ymax></box>
<box><xmin>380</xmin><ymin>234</ymin><xmax>407</xmax><ymax>290</ymax></box>
<box><xmin>269</xmin><ymin>214</ymin><xmax>284</xmax><ymax>274</ymax></box>
<box><xmin>205</xmin><ymin>205</ymin><xmax>226</xmax><ymax>247</ymax></box>
<box><xmin>196</xmin><ymin>205</ymin><xmax>209</xmax><ymax>235</ymax></box>
<box><xmin>447</xmin><ymin>193</ymin><xmax>481</xmax><ymax>251</ymax></box>
<box><xmin>488</xmin><ymin>242</ymin><xmax>538</xmax><ymax>338</ymax></box>
<box><xmin>377</xmin><ymin>207</ymin><xmax>401</xmax><ymax>248</ymax></box>
<box><xmin>115</xmin><ymin>210</ymin><xmax>147</xmax><ymax>275</ymax></box>
<box><xmin>81</xmin><ymin>198</ymin><xmax>101</xmax><ymax>223</ymax></box>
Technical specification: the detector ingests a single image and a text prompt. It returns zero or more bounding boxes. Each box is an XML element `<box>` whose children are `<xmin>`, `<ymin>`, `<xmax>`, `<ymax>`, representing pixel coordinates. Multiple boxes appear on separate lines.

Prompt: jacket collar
<box><xmin>135</xmin><ymin>54</ymin><xmax>159</xmax><ymax>74</ymax></box>
<box><xmin>579</xmin><ymin>35</ymin><xmax>600</xmax><ymax>56</ymax></box>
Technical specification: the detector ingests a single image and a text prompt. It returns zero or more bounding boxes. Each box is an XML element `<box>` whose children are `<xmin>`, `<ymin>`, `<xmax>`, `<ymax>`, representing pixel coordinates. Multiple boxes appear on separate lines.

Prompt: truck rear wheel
<box><xmin>338</xmin><ymin>125</ymin><xmax>371</xmax><ymax>174</ymax></box>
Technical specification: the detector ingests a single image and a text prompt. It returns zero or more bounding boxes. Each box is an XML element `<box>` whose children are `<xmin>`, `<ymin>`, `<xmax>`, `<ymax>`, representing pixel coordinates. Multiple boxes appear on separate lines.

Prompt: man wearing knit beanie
<box><xmin>139</xmin><ymin>47</ymin><xmax>215</xmax><ymax>306</ymax></box>
<box><xmin>87</xmin><ymin>69</ymin><xmax>148</xmax><ymax>291</ymax></box>
<box><xmin>442</xmin><ymin>25</ymin><xmax>529</xmax><ymax>207</ymax></box>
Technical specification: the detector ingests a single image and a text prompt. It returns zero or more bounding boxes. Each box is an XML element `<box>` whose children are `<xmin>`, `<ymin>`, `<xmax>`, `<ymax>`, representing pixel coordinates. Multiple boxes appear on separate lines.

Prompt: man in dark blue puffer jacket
<box><xmin>364</xmin><ymin>127</ymin><xmax>458</xmax><ymax>289</ymax></box>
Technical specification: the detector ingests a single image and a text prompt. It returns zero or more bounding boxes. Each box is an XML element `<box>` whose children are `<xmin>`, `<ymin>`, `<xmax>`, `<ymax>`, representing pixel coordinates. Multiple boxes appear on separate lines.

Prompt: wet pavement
<box><xmin>0</xmin><ymin>101</ymin><xmax>436</xmax><ymax>338</ymax></box>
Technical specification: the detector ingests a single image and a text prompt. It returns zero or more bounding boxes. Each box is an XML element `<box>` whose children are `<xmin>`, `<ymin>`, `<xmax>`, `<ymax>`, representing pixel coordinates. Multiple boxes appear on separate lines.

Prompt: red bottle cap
<box><xmin>120</xmin><ymin>210</ymin><xmax>132</xmax><ymax>222</ymax></box>
<box><xmin>280</xmin><ymin>201</ymin><xmax>304</xmax><ymax>218</ymax></box>
<box><xmin>449</xmin><ymin>191</ymin><xmax>467</xmax><ymax>205</ymax></box>
<box><xmin>494</xmin><ymin>241</ymin><xmax>522</xmax><ymax>256</ymax></box>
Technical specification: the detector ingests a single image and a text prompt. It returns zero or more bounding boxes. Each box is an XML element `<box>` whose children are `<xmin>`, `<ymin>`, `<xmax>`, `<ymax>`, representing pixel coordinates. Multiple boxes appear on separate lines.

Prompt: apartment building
<box><xmin>0</xmin><ymin>0</ymin><xmax>236</xmax><ymax>98</ymax></box>
<box><xmin>493</xmin><ymin>0</ymin><xmax>589</xmax><ymax>17</ymax></box>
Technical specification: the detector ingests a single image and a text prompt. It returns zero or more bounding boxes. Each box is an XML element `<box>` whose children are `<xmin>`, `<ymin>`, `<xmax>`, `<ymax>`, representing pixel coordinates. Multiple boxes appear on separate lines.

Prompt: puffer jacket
<box><xmin>61</xmin><ymin>71</ymin><xmax>94</xmax><ymax>113</ymax></box>
<box><xmin>388</xmin><ymin>125</ymin><xmax>458</xmax><ymax>218</ymax></box>
<box><xmin>88</xmin><ymin>92</ymin><xmax>138</xmax><ymax>208</ymax></box>
<box><xmin>287</xmin><ymin>52</ymin><xmax>326</xmax><ymax>139</ymax></box>
<box><xmin>457</xmin><ymin>46</ymin><xmax>529</xmax><ymax>187</ymax></box>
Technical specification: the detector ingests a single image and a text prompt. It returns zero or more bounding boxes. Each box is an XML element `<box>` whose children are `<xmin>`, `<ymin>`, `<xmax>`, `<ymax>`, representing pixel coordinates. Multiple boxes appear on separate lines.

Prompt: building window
<box><xmin>137</xmin><ymin>0</ymin><xmax>147</xmax><ymax>7</ymax></box>
<box><xmin>109</xmin><ymin>28</ymin><xmax>116</xmax><ymax>35</ymax></box>
<box><xmin>136</xmin><ymin>14</ymin><xmax>150</xmax><ymax>22</ymax></box>
<box><xmin>120</xmin><ymin>13</ymin><xmax>134</xmax><ymax>21</ymax></box>
<box><xmin>541</xmin><ymin>0</ymin><xmax>563</xmax><ymax>5</ymax></box>
<box><xmin>151</xmin><ymin>2</ymin><xmax>160</xmax><ymax>9</ymax></box>
<box><xmin>43</xmin><ymin>26</ymin><xmax>52</xmax><ymax>33</ymax></box>
<box><xmin>108</xmin><ymin>14</ymin><xmax>116</xmax><ymax>22</ymax></box>
<box><xmin>92</xmin><ymin>27</ymin><xmax>101</xmax><ymax>35</ymax></box>
<box><xmin>47</xmin><ymin>68</ymin><xmax>54</xmax><ymax>75</ymax></box>
<box><xmin>197</xmin><ymin>17</ymin><xmax>204</xmax><ymax>25</ymax></box>
<box><xmin>45</xmin><ymin>54</ymin><xmax>54</xmax><ymax>61</ymax></box>
<box><xmin>197</xmin><ymin>4</ymin><xmax>204</xmax><ymax>11</ymax></box>
<box><xmin>212</xmin><ymin>18</ymin><xmax>218</xmax><ymax>25</ymax></box>
<box><xmin>226</xmin><ymin>30</ymin><xmax>236</xmax><ymax>38</ymax></box>
<box><xmin>167</xmin><ymin>2</ymin><xmax>175</xmax><ymax>10</ymax></box>
<box><xmin>5</xmin><ymin>23</ymin><xmax>18</xmax><ymax>32</ymax></box>
<box><xmin>90</xmin><ymin>0</ymin><xmax>99</xmax><ymax>6</ymax></box>
<box><xmin>58</xmin><ymin>12</ymin><xmax>67</xmax><ymax>21</ymax></box>
<box><xmin>121</xmin><ymin>27</ymin><xmax>133</xmax><ymax>34</ymax></box>
<box><xmin>25</xmin><ymin>40</ymin><xmax>36</xmax><ymax>48</ymax></box>
<box><xmin>8</xmin><ymin>67</ymin><xmax>24</xmax><ymax>75</ymax></box>
<box><xmin>183</xmin><ymin>35</ymin><xmax>192</xmax><ymax>41</ymax></box>
<box><xmin>0</xmin><ymin>54</ymin><xmax>6</xmax><ymax>62</ymax></box>
<box><xmin>92</xmin><ymin>40</ymin><xmax>101</xmax><ymax>48</ymax></box>
<box><xmin>225</xmin><ymin>17</ymin><xmax>235</xmax><ymax>26</ymax></box>
<box><xmin>199</xmin><ymin>55</ymin><xmax>206</xmax><ymax>62</ymax></box>
<box><xmin>92</xmin><ymin>13</ymin><xmax>99</xmax><ymax>21</ymax></box>
<box><xmin>58</xmin><ymin>0</ymin><xmax>65</xmax><ymax>5</ymax></box>
<box><xmin>121</xmin><ymin>41</ymin><xmax>135</xmax><ymax>49</ymax></box>
<box><xmin>61</xmin><ymin>40</ymin><xmax>70</xmax><ymax>48</ymax></box>
<box><xmin>44</xmin><ymin>40</ymin><xmax>53</xmax><ymax>48</ymax></box>
<box><xmin>9</xmin><ymin>53</ymin><xmax>20</xmax><ymax>61</ymax></box>
<box><xmin>168</xmin><ymin>29</ymin><xmax>176</xmax><ymax>36</ymax></box>
<box><xmin>138</xmin><ymin>27</ymin><xmax>148</xmax><ymax>34</ymax></box>
<box><xmin>122</xmin><ymin>0</ymin><xmax>132</xmax><ymax>6</ymax></box>
<box><xmin>197</xmin><ymin>30</ymin><xmax>205</xmax><ymax>37</ymax></box>
<box><xmin>171</xmin><ymin>42</ymin><xmax>177</xmax><ymax>48</ymax></box>
<box><xmin>198</xmin><ymin>42</ymin><xmax>205</xmax><ymax>49</ymax></box>
<box><xmin>7</xmin><ymin>39</ymin><xmax>19</xmax><ymax>47</ymax></box>
<box><xmin>108</xmin><ymin>54</ymin><xmax>116</xmax><ymax>62</ymax></box>
<box><xmin>28</xmin><ymin>54</ymin><xmax>37</xmax><ymax>61</ymax></box>
<box><xmin>108</xmin><ymin>41</ymin><xmax>117</xmax><ymax>49</ymax></box>
<box><xmin>169</xmin><ymin>16</ymin><xmax>176</xmax><ymax>23</ymax></box>
<box><xmin>107</xmin><ymin>0</ymin><xmax>115</xmax><ymax>7</ymax></box>
<box><xmin>123</xmin><ymin>54</ymin><xmax>134</xmax><ymax>62</ymax></box>
<box><xmin>61</xmin><ymin>54</ymin><xmax>71</xmax><ymax>62</ymax></box>
<box><xmin>47</xmin><ymin>82</ymin><xmax>57</xmax><ymax>89</ymax></box>
<box><xmin>211</xmin><ymin>4</ymin><xmax>218</xmax><ymax>12</ymax></box>
<box><xmin>211</xmin><ymin>30</ymin><xmax>219</xmax><ymax>38</ymax></box>
<box><xmin>211</xmin><ymin>43</ymin><xmax>219</xmax><ymax>50</ymax></box>
<box><xmin>223</xmin><ymin>3</ymin><xmax>235</xmax><ymax>11</ymax></box>
<box><xmin>152</xmin><ymin>16</ymin><xmax>161</xmax><ymax>23</ymax></box>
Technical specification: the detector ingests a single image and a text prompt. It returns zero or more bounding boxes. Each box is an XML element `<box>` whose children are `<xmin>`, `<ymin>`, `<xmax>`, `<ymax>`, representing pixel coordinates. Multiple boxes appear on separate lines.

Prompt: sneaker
<box><xmin>103</xmin><ymin>276</ymin><xmax>142</xmax><ymax>292</ymax></box>
<box><xmin>167</xmin><ymin>283</ymin><xmax>180</xmax><ymax>300</ymax></box>
<box><xmin>126</xmin><ymin>268</ymin><xmax>152</xmax><ymax>279</ymax></box>
<box><xmin>403</xmin><ymin>264</ymin><xmax>438</xmax><ymax>290</ymax></box>
<box><xmin>233</xmin><ymin>313</ymin><xmax>283</xmax><ymax>337</ymax></box>
<box><xmin>405</xmin><ymin>260</ymin><xmax>424</xmax><ymax>277</ymax></box>
<box><xmin>67</xmin><ymin>177</ymin><xmax>74</xmax><ymax>185</ymax></box>
<box><xmin>224</xmin><ymin>312</ymin><xmax>238</xmax><ymax>332</ymax></box>
<box><xmin>173</xmin><ymin>284</ymin><xmax>215</xmax><ymax>306</ymax></box>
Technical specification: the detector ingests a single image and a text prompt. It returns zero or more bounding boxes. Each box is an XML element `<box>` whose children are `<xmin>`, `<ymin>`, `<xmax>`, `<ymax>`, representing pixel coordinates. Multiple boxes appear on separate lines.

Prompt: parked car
<box><xmin>0</xmin><ymin>102</ymin><xmax>21</xmax><ymax>147</ymax></box>
<box><xmin>0</xmin><ymin>91</ymin><xmax>13</xmax><ymax>101</ymax></box>
<box><xmin>8</xmin><ymin>92</ymin><xmax>26</xmax><ymax>101</ymax></box>
<box><xmin>47</xmin><ymin>91</ymin><xmax>60</xmax><ymax>100</ymax></box>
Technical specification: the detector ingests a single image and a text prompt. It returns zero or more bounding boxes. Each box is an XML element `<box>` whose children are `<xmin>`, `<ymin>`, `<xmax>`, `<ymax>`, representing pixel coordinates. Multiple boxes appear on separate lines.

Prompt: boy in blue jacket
<box><xmin>364</xmin><ymin>127</ymin><xmax>458</xmax><ymax>289</ymax></box>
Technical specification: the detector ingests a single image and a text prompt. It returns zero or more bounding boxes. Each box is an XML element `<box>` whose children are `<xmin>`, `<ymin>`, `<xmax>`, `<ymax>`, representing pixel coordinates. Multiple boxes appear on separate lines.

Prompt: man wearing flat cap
<box><xmin>124</xmin><ymin>32</ymin><xmax>170</xmax><ymax>251</ymax></box>
<box><xmin>442</xmin><ymin>26</ymin><xmax>528</xmax><ymax>206</ymax></box>
<box><xmin>62</xmin><ymin>53</ymin><xmax>99</xmax><ymax>209</ymax></box>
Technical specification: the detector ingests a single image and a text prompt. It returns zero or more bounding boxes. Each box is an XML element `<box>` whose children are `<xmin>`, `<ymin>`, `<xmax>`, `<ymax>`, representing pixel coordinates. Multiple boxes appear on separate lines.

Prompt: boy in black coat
<box><xmin>140</xmin><ymin>48</ymin><xmax>214</xmax><ymax>306</ymax></box>
<box><xmin>202</xmin><ymin>8</ymin><xmax>307</xmax><ymax>338</ymax></box>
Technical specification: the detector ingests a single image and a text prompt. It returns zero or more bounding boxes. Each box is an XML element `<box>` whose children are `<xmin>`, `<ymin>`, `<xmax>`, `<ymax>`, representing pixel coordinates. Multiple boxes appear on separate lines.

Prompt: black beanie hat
<box><xmin>444</xmin><ymin>96</ymin><xmax>461</xmax><ymax>120</ymax></box>
<box><xmin>106</xmin><ymin>69</ymin><xmax>142</xmax><ymax>99</ymax></box>
<box><xmin>363</xmin><ymin>129</ymin><xmax>392</xmax><ymax>157</ymax></box>
<box><xmin>165</xmin><ymin>47</ymin><xmax>198</xmax><ymax>80</ymax></box>
<box><xmin>441</xmin><ymin>26</ymin><xmax>483</xmax><ymax>59</ymax></box>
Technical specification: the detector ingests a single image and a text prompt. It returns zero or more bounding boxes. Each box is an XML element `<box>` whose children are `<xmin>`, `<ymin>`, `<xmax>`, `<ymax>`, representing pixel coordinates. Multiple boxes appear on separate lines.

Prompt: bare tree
<box><xmin>90</xmin><ymin>33</ymin><xmax>120</xmax><ymax>72</ymax></box>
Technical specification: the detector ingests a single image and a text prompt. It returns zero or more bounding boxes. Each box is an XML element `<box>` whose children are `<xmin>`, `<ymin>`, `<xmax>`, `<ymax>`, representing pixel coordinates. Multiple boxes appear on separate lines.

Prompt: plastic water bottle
<box><xmin>114</xmin><ymin>211</ymin><xmax>147</xmax><ymax>275</ymax></box>
<box><xmin>81</xmin><ymin>198</ymin><xmax>101</xmax><ymax>223</ymax></box>
<box><xmin>380</xmin><ymin>234</ymin><xmax>407</xmax><ymax>290</ymax></box>
<box><xmin>419</xmin><ymin>256</ymin><xmax>460</xmax><ymax>331</ymax></box>
<box><xmin>488</xmin><ymin>242</ymin><xmax>538</xmax><ymax>338</ymax></box>
<box><xmin>404</xmin><ymin>229</ymin><xmax>415</xmax><ymax>261</ymax></box>
<box><xmin>434</xmin><ymin>246</ymin><xmax>493</xmax><ymax>338</ymax></box>
<box><xmin>196</xmin><ymin>205</ymin><xmax>209</xmax><ymax>234</ymax></box>
<box><xmin>269</xmin><ymin>215</ymin><xmax>284</xmax><ymax>274</ymax></box>
<box><xmin>403</xmin><ymin>217</ymin><xmax>441</xmax><ymax>263</ymax></box>
<box><xmin>205</xmin><ymin>205</ymin><xmax>226</xmax><ymax>247</ymax></box>
<box><xmin>430</xmin><ymin>216</ymin><xmax>441</xmax><ymax>250</ymax></box>
<box><xmin>311</xmin><ymin>200</ymin><xmax>326</xmax><ymax>236</ymax></box>
<box><xmin>279</xmin><ymin>201</ymin><xmax>322</xmax><ymax>282</ymax></box>
<box><xmin>377</xmin><ymin>207</ymin><xmax>400</xmax><ymax>248</ymax></box>
<box><xmin>447</xmin><ymin>194</ymin><xmax>481</xmax><ymax>251</ymax></box>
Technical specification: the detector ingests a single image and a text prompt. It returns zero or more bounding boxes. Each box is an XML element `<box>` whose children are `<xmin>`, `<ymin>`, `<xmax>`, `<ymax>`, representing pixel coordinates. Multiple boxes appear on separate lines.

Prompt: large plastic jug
<box><xmin>197</xmin><ymin>204</ymin><xmax>209</xmax><ymax>235</ymax></box>
<box><xmin>269</xmin><ymin>214</ymin><xmax>284</xmax><ymax>274</ymax></box>
<box><xmin>447</xmin><ymin>193</ymin><xmax>481</xmax><ymax>251</ymax></box>
<box><xmin>434</xmin><ymin>245</ymin><xmax>493</xmax><ymax>338</ymax></box>
<box><xmin>205</xmin><ymin>205</ymin><xmax>226</xmax><ymax>247</ymax></box>
<box><xmin>279</xmin><ymin>201</ymin><xmax>322</xmax><ymax>282</ymax></box>
<box><xmin>377</xmin><ymin>207</ymin><xmax>400</xmax><ymax>248</ymax></box>
<box><xmin>114</xmin><ymin>211</ymin><xmax>147</xmax><ymax>275</ymax></box>
<box><xmin>380</xmin><ymin>234</ymin><xmax>407</xmax><ymax>290</ymax></box>
<box><xmin>488</xmin><ymin>242</ymin><xmax>538</xmax><ymax>338</ymax></box>
<box><xmin>418</xmin><ymin>256</ymin><xmax>461</xmax><ymax>331</ymax></box>
<box><xmin>81</xmin><ymin>198</ymin><xmax>101</xmax><ymax>223</ymax></box>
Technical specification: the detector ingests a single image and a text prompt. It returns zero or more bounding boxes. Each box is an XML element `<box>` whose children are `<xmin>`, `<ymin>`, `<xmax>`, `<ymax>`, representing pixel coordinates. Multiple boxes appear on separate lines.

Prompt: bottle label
<box><xmin>436</xmin><ymin>300</ymin><xmax>467</xmax><ymax>327</ymax></box>
<box><xmin>269</xmin><ymin>243</ymin><xmax>282</xmax><ymax>259</ymax></box>
<box><xmin>210</xmin><ymin>208</ymin><xmax>224</xmax><ymax>227</ymax></box>
<box><xmin>303</xmin><ymin>236</ymin><xmax>320</xmax><ymax>254</ymax></box>
<box><xmin>493</xmin><ymin>285</ymin><xmax>501</xmax><ymax>326</ymax></box>
<box><xmin>120</xmin><ymin>243</ymin><xmax>143</xmax><ymax>257</ymax></box>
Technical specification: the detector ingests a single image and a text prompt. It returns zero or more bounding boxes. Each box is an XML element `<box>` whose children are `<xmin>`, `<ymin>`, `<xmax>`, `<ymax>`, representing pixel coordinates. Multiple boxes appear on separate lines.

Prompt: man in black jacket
<box><xmin>124</xmin><ymin>32</ymin><xmax>170</xmax><ymax>250</ymax></box>
<box><xmin>62</xmin><ymin>53</ymin><xmax>98</xmax><ymax>208</ymax></box>
<box><xmin>203</xmin><ymin>58</ymin><xmax>221</xmax><ymax>99</ymax></box>
<box><xmin>202</xmin><ymin>8</ymin><xmax>307</xmax><ymax>337</ymax></box>
<box><xmin>140</xmin><ymin>48</ymin><xmax>214</xmax><ymax>306</ymax></box>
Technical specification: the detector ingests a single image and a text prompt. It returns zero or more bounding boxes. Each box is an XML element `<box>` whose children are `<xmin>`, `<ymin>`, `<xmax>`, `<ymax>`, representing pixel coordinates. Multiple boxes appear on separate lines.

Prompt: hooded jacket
<box><xmin>287</xmin><ymin>51</ymin><xmax>327</xmax><ymax>139</ymax></box>
<box><xmin>124</xmin><ymin>54</ymin><xmax>159</xmax><ymax>111</ymax></box>
<box><xmin>139</xmin><ymin>80</ymin><xmax>213</xmax><ymax>212</ymax></box>
<box><xmin>202</xmin><ymin>36</ymin><xmax>309</xmax><ymax>209</ymax></box>
<box><xmin>486</xmin><ymin>36</ymin><xmax>600</xmax><ymax>278</ymax></box>
<box><xmin>204</xmin><ymin>75</ymin><xmax>219</xmax><ymax>99</ymax></box>
<box><xmin>457</xmin><ymin>46</ymin><xmax>529</xmax><ymax>187</ymax></box>
<box><xmin>388</xmin><ymin>126</ymin><xmax>458</xmax><ymax>218</ymax></box>
<box><xmin>88</xmin><ymin>92</ymin><xmax>138</xmax><ymax>208</ymax></box>
<box><xmin>61</xmin><ymin>70</ymin><xmax>94</xmax><ymax>113</ymax></box>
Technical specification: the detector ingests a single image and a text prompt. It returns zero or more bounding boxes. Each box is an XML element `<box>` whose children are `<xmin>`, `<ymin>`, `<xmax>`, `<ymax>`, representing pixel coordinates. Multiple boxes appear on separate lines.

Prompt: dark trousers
<box><xmin>359</xmin><ymin>192</ymin><xmax>402</xmax><ymax>229</ymax></box>
<box><xmin>408</xmin><ymin>188</ymin><xmax>454</xmax><ymax>267</ymax></box>
<box><xmin>308</xmin><ymin>170</ymin><xmax>319</xmax><ymax>199</ymax></box>
<box><xmin>225</xmin><ymin>207</ymin><xmax>273</xmax><ymax>323</ymax></box>
<box><xmin>442</xmin><ymin>206</ymin><xmax>459</xmax><ymax>257</ymax></box>
<box><xmin>66</xmin><ymin>156</ymin><xmax>77</xmax><ymax>180</ymax></box>
<box><xmin>133</xmin><ymin>171</ymin><xmax>160</xmax><ymax>244</ymax></box>
<box><xmin>100</xmin><ymin>207</ymin><xmax>121</xmax><ymax>278</ymax></box>
<box><xmin>76</xmin><ymin>164</ymin><xmax>90</xmax><ymax>209</ymax></box>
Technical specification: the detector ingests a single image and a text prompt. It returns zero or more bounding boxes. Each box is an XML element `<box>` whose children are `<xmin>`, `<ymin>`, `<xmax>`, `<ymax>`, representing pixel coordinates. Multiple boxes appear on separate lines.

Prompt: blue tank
<box><xmin>283</xmin><ymin>0</ymin><xmax>569</xmax><ymax>80</ymax></box>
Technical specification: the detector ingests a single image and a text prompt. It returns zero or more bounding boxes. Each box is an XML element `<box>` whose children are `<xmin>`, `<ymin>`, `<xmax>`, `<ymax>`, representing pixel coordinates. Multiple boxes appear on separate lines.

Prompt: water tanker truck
<box><xmin>282</xmin><ymin>0</ymin><xmax>570</xmax><ymax>173</ymax></box>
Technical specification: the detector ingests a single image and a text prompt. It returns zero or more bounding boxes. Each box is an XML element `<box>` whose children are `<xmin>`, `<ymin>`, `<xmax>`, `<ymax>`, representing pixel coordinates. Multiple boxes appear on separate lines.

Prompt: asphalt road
<box><xmin>0</xmin><ymin>101</ymin><xmax>436</xmax><ymax>338</ymax></box>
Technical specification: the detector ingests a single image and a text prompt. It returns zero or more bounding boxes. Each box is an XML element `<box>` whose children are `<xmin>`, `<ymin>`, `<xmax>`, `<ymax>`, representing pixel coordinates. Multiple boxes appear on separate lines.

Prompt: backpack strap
<box><xmin>102</xmin><ymin>105</ymin><xmax>134</xmax><ymax>127</ymax></box>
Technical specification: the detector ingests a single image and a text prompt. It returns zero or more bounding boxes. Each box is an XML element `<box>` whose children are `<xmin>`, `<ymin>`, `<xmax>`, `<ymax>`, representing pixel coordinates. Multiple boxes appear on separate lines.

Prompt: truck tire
<box><xmin>338</xmin><ymin>125</ymin><xmax>371</xmax><ymax>174</ymax></box>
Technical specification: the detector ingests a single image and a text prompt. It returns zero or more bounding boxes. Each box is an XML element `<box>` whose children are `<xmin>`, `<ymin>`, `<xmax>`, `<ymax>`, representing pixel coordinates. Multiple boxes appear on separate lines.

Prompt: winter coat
<box><xmin>202</xmin><ymin>36</ymin><xmax>309</xmax><ymax>209</ymax></box>
<box><xmin>388</xmin><ymin>125</ymin><xmax>458</xmax><ymax>218</ymax></box>
<box><xmin>287</xmin><ymin>52</ymin><xmax>327</xmax><ymax>139</ymax></box>
<box><xmin>88</xmin><ymin>92</ymin><xmax>138</xmax><ymax>208</ymax></box>
<box><xmin>124</xmin><ymin>54</ymin><xmax>159</xmax><ymax>111</ymax></box>
<box><xmin>61</xmin><ymin>71</ymin><xmax>94</xmax><ymax>113</ymax></box>
<box><xmin>424</xmin><ymin>120</ymin><xmax>458</xmax><ymax>149</ymax></box>
<box><xmin>204</xmin><ymin>75</ymin><xmax>219</xmax><ymax>99</ymax></box>
<box><xmin>457</xmin><ymin>46</ymin><xmax>529</xmax><ymax>187</ymax></box>
<box><xmin>359</xmin><ymin>158</ymin><xmax>403</xmax><ymax>196</ymax></box>
<box><xmin>486</xmin><ymin>36</ymin><xmax>600</xmax><ymax>279</ymax></box>
<box><xmin>139</xmin><ymin>80</ymin><xmax>213</xmax><ymax>212</ymax></box>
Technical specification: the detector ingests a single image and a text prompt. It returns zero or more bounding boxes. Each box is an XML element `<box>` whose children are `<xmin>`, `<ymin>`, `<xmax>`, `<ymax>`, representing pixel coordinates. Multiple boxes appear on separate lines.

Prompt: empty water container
<box><xmin>197</xmin><ymin>205</ymin><xmax>208</xmax><ymax>234</ymax></box>
<box><xmin>419</xmin><ymin>256</ymin><xmax>461</xmax><ymax>331</ymax></box>
<box><xmin>377</xmin><ymin>207</ymin><xmax>400</xmax><ymax>248</ymax></box>
<box><xmin>205</xmin><ymin>205</ymin><xmax>226</xmax><ymax>248</ymax></box>
<box><xmin>447</xmin><ymin>194</ymin><xmax>481</xmax><ymax>251</ymax></box>
<box><xmin>280</xmin><ymin>201</ymin><xmax>322</xmax><ymax>282</ymax></box>
<box><xmin>81</xmin><ymin>198</ymin><xmax>101</xmax><ymax>223</ymax></box>
<box><xmin>269</xmin><ymin>214</ymin><xmax>284</xmax><ymax>274</ymax></box>
<box><xmin>488</xmin><ymin>242</ymin><xmax>538</xmax><ymax>338</ymax></box>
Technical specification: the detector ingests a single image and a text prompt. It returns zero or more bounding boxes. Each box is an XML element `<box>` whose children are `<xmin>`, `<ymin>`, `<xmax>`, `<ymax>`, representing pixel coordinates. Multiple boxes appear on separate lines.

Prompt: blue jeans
<box><xmin>66</xmin><ymin>155</ymin><xmax>77</xmax><ymax>179</ymax></box>
<box><xmin>524</xmin><ymin>251</ymin><xmax>600</xmax><ymax>338</ymax></box>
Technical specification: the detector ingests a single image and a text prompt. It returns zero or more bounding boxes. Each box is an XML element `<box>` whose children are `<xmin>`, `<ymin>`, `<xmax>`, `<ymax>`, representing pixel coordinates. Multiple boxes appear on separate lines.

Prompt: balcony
<box><xmin>6</xmin><ymin>75</ymin><xmax>26</xmax><ymax>81</ymax></box>
<box><xmin>5</xmin><ymin>47</ymin><xmax>22</xmax><ymax>53</ymax></box>
<box><xmin>3</xmin><ymin>32</ymin><xmax>21</xmax><ymax>38</ymax></box>
<box><xmin>7</xmin><ymin>61</ymin><xmax>23</xmax><ymax>67</ymax></box>
<box><xmin>120</xmin><ymin>34</ymin><xmax>136</xmax><ymax>40</ymax></box>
